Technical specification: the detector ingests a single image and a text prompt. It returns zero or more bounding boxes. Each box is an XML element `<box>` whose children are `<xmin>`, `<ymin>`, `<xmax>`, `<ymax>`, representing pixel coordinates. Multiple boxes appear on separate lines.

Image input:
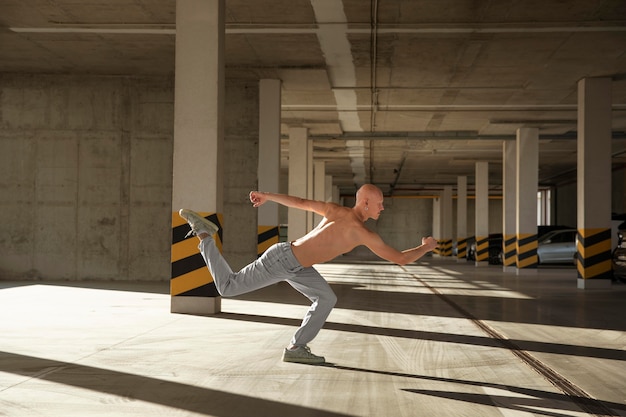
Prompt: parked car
<box><xmin>538</xmin><ymin>225</ymin><xmax>574</xmax><ymax>239</ymax></box>
<box><xmin>466</xmin><ymin>237</ymin><xmax>475</xmax><ymax>261</ymax></box>
<box><xmin>537</xmin><ymin>229</ymin><xmax>577</xmax><ymax>265</ymax></box>
<box><xmin>613</xmin><ymin>222</ymin><xmax>626</xmax><ymax>283</ymax></box>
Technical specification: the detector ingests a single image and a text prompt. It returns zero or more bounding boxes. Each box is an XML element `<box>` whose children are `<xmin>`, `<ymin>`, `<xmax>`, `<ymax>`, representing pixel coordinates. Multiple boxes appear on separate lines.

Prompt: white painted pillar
<box><xmin>475</xmin><ymin>162</ymin><xmax>489</xmax><ymax>265</ymax></box>
<box><xmin>325</xmin><ymin>175</ymin><xmax>333</xmax><ymax>203</ymax></box>
<box><xmin>314</xmin><ymin>161</ymin><xmax>326</xmax><ymax>225</ymax></box>
<box><xmin>288</xmin><ymin>127</ymin><xmax>309</xmax><ymax>241</ymax></box>
<box><xmin>502</xmin><ymin>141</ymin><xmax>517</xmax><ymax>271</ymax></box>
<box><xmin>432</xmin><ymin>198</ymin><xmax>441</xmax><ymax>256</ymax></box>
<box><xmin>171</xmin><ymin>0</ymin><xmax>225</xmax><ymax>315</ymax></box>
<box><xmin>333</xmin><ymin>185</ymin><xmax>340</xmax><ymax>205</ymax></box>
<box><xmin>456</xmin><ymin>176</ymin><xmax>468</xmax><ymax>262</ymax></box>
<box><xmin>257</xmin><ymin>79</ymin><xmax>281</xmax><ymax>256</ymax></box>
<box><xmin>577</xmin><ymin>77</ymin><xmax>613</xmax><ymax>288</ymax></box>
<box><xmin>307</xmin><ymin>141</ymin><xmax>315</xmax><ymax>232</ymax></box>
<box><xmin>516</xmin><ymin>127</ymin><xmax>539</xmax><ymax>273</ymax></box>
<box><xmin>441</xmin><ymin>186</ymin><xmax>453</xmax><ymax>256</ymax></box>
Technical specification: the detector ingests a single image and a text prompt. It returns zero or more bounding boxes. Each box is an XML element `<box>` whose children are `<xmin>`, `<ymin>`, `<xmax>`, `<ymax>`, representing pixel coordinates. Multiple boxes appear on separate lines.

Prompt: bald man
<box><xmin>179</xmin><ymin>184</ymin><xmax>437</xmax><ymax>364</ymax></box>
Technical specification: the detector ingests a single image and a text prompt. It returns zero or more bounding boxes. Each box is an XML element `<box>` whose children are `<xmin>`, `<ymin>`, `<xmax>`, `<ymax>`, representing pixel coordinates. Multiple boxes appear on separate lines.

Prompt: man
<box><xmin>179</xmin><ymin>184</ymin><xmax>437</xmax><ymax>364</ymax></box>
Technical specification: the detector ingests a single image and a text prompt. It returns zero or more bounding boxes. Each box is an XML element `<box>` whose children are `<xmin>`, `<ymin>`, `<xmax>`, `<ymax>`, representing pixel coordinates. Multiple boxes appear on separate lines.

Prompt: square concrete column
<box><xmin>307</xmin><ymin>140</ymin><xmax>315</xmax><ymax>232</ymax></box>
<box><xmin>456</xmin><ymin>176</ymin><xmax>468</xmax><ymax>262</ymax></box>
<box><xmin>432</xmin><ymin>197</ymin><xmax>441</xmax><ymax>256</ymax></box>
<box><xmin>516</xmin><ymin>127</ymin><xmax>539</xmax><ymax>273</ymax></box>
<box><xmin>577</xmin><ymin>77</ymin><xmax>613</xmax><ymax>289</ymax></box>
<box><xmin>502</xmin><ymin>140</ymin><xmax>517</xmax><ymax>271</ymax></box>
<box><xmin>257</xmin><ymin>79</ymin><xmax>281</xmax><ymax>256</ymax></box>
<box><xmin>288</xmin><ymin>127</ymin><xmax>309</xmax><ymax>241</ymax></box>
<box><xmin>441</xmin><ymin>186</ymin><xmax>453</xmax><ymax>256</ymax></box>
<box><xmin>325</xmin><ymin>175</ymin><xmax>334</xmax><ymax>203</ymax></box>
<box><xmin>171</xmin><ymin>0</ymin><xmax>225</xmax><ymax>315</ymax></box>
<box><xmin>475</xmin><ymin>161</ymin><xmax>489</xmax><ymax>265</ymax></box>
<box><xmin>223</xmin><ymin>80</ymin><xmax>260</xmax><ymax>270</ymax></box>
<box><xmin>314</xmin><ymin>161</ymin><xmax>326</xmax><ymax>226</ymax></box>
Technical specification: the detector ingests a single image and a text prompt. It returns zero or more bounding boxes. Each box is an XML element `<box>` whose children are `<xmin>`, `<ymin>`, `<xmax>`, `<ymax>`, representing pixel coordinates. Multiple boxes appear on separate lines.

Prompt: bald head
<box><xmin>356</xmin><ymin>184</ymin><xmax>383</xmax><ymax>202</ymax></box>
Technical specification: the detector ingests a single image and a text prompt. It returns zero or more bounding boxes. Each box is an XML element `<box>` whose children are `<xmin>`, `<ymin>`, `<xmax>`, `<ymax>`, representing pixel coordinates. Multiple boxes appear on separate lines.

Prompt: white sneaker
<box><xmin>282</xmin><ymin>346</ymin><xmax>325</xmax><ymax>364</ymax></box>
<box><xmin>178</xmin><ymin>209</ymin><xmax>219</xmax><ymax>238</ymax></box>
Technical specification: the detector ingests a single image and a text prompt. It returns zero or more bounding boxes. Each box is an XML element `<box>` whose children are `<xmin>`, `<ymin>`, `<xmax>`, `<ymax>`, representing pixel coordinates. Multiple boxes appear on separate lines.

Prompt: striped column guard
<box><xmin>171</xmin><ymin>212</ymin><xmax>223</xmax><ymax>297</ymax></box>
<box><xmin>440</xmin><ymin>238</ymin><xmax>453</xmax><ymax>256</ymax></box>
<box><xmin>433</xmin><ymin>239</ymin><xmax>441</xmax><ymax>256</ymax></box>
<box><xmin>577</xmin><ymin>228</ymin><xmax>612</xmax><ymax>280</ymax></box>
<box><xmin>456</xmin><ymin>237</ymin><xmax>467</xmax><ymax>259</ymax></box>
<box><xmin>503</xmin><ymin>234</ymin><xmax>516</xmax><ymax>267</ymax></box>
<box><xmin>475</xmin><ymin>236</ymin><xmax>489</xmax><ymax>262</ymax></box>
<box><xmin>516</xmin><ymin>233</ymin><xmax>538</xmax><ymax>268</ymax></box>
<box><xmin>258</xmin><ymin>225</ymin><xmax>279</xmax><ymax>257</ymax></box>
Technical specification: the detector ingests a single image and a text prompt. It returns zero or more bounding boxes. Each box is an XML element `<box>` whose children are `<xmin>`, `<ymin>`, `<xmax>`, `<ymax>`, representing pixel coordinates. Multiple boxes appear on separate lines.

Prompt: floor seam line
<box><xmin>400</xmin><ymin>265</ymin><xmax>618</xmax><ymax>417</ymax></box>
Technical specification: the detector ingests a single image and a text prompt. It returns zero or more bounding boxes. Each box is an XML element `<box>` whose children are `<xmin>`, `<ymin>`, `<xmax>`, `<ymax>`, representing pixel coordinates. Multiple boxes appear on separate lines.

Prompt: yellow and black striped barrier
<box><xmin>171</xmin><ymin>212</ymin><xmax>223</xmax><ymax>297</ymax></box>
<box><xmin>475</xmin><ymin>235</ymin><xmax>489</xmax><ymax>262</ymax></box>
<box><xmin>433</xmin><ymin>240</ymin><xmax>441</xmax><ymax>256</ymax></box>
<box><xmin>440</xmin><ymin>238</ymin><xmax>453</xmax><ymax>256</ymax></box>
<box><xmin>503</xmin><ymin>234</ymin><xmax>516</xmax><ymax>267</ymax></box>
<box><xmin>456</xmin><ymin>237</ymin><xmax>467</xmax><ymax>259</ymax></box>
<box><xmin>258</xmin><ymin>225</ymin><xmax>279</xmax><ymax>257</ymax></box>
<box><xmin>577</xmin><ymin>228</ymin><xmax>612</xmax><ymax>280</ymax></box>
<box><xmin>516</xmin><ymin>233</ymin><xmax>537</xmax><ymax>268</ymax></box>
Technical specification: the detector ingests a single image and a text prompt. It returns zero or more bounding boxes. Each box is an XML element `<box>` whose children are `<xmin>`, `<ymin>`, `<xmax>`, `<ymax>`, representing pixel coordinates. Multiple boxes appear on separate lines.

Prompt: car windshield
<box><xmin>538</xmin><ymin>230</ymin><xmax>576</xmax><ymax>244</ymax></box>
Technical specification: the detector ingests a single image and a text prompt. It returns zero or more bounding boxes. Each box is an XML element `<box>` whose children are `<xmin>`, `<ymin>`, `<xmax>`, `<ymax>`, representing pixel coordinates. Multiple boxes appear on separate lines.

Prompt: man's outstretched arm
<box><xmin>362</xmin><ymin>230</ymin><xmax>438</xmax><ymax>266</ymax></box>
<box><xmin>249</xmin><ymin>191</ymin><xmax>332</xmax><ymax>216</ymax></box>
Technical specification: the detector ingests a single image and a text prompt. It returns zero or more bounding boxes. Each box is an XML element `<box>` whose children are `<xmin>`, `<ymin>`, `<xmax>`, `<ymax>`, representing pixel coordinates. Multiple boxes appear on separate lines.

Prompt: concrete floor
<box><xmin>1</xmin><ymin>257</ymin><xmax>625</xmax><ymax>417</ymax></box>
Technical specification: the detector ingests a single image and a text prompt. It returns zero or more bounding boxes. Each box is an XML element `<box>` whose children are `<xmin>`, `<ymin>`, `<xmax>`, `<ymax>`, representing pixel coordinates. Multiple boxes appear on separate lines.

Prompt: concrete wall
<box><xmin>0</xmin><ymin>74</ymin><xmax>265</xmax><ymax>281</ymax></box>
<box><xmin>0</xmin><ymin>74</ymin><xmax>174</xmax><ymax>281</ymax></box>
<box><xmin>378</xmin><ymin>197</ymin><xmax>434</xmax><ymax>250</ymax></box>
<box><xmin>555</xmin><ymin>183</ymin><xmax>577</xmax><ymax>227</ymax></box>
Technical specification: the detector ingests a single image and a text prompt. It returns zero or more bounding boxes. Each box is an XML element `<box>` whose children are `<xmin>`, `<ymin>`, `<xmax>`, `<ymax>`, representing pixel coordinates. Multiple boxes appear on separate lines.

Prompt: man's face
<box><xmin>369</xmin><ymin>194</ymin><xmax>384</xmax><ymax>219</ymax></box>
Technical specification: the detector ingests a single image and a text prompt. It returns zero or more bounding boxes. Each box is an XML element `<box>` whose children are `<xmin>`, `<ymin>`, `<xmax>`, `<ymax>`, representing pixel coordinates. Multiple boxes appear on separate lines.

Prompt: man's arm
<box><xmin>361</xmin><ymin>230</ymin><xmax>438</xmax><ymax>266</ymax></box>
<box><xmin>250</xmin><ymin>191</ymin><xmax>333</xmax><ymax>216</ymax></box>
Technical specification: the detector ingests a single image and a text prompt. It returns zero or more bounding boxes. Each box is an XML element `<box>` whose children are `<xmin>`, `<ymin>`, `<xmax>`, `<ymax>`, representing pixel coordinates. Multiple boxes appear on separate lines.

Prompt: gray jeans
<box><xmin>199</xmin><ymin>239</ymin><xmax>337</xmax><ymax>347</ymax></box>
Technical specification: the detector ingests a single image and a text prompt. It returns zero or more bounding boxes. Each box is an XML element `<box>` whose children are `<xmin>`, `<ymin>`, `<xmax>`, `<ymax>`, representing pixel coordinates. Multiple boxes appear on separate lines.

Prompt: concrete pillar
<box><xmin>441</xmin><ymin>186</ymin><xmax>453</xmax><ymax>256</ymax></box>
<box><xmin>288</xmin><ymin>127</ymin><xmax>309</xmax><ymax>241</ymax></box>
<box><xmin>502</xmin><ymin>140</ymin><xmax>517</xmax><ymax>271</ymax></box>
<box><xmin>325</xmin><ymin>175</ymin><xmax>333</xmax><ymax>203</ymax></box>
<box><xmin>333</xmin><ymin>185</ymin><xmax>340</xmax><ymax>204</ymax></box>
<box><xmin>223</xmin><ymin>80</ymin><xmax>260</xmax><ymax>270</ymax></box>
<box><xmin>432</xmin><ymin>198</ymin><xmax>441</xmax><ymax>255</ymax></box>
<box><xmin>314</xmin><ymin>161</ymin><xmax>326</xmax><ymax>226</ymax></box>
<box><xmin>257</xmin><ymin>79</ymin><xmax>281</xmax><ymax>256</ymax></box>
<box><xmin>516</xmin><ymin>127</ymin><xmax>539</xmax><ymax>273</ymax></box>
<box><xmin>577</xmin><ymin>77</ymin><xmax>613</xmax><ymax>288</ymax></box>
<box><xmin>171</xmin><ymin>0</ymin><xmax>224</xmax><ymax>315</ymax></box>
<box><xmin>307</xmin><ymin>141</ymin><xmax>315</xmax><ymax>231</ymax></box>
<box><xmin>475</xmin><ymin>162</ymin><xmax>489</xmax><ymax>265</ymax></box>
<box><xmin>456</xmin><ymin>176</ymin><xmax>468</xmax><ymax>262</ymax></box>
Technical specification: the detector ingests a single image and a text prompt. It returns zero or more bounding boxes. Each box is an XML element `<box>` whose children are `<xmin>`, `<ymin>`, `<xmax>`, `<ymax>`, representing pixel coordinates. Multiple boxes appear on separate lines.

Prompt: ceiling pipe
<box><xmin>307</xmin><ymin>131</ymin><xmax>626</xmax><ymax>141</ymax></box>
<box><xmin>370</xmin><ymin>0</ymin><xmax>379</xmax><ymax>133</ymax></box>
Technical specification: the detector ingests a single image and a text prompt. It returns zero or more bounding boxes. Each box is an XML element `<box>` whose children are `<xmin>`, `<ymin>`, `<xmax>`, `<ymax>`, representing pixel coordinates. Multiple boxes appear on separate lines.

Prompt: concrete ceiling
<box><xmin>2</xmin><ymin>0</ymin><xmax>626</xmax><ymax>196</ymax></box>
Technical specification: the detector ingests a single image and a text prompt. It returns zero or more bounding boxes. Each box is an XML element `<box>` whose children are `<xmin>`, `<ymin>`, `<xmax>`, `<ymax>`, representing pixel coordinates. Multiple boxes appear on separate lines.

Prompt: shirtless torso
<box><xmin>291</xmin><ymin>205</ymin><xmax>369</xmax><ymax>267</ymax></box>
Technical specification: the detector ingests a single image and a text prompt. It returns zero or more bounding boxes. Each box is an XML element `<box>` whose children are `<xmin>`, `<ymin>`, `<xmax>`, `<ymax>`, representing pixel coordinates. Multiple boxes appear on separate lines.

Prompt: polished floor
<box><xmin>1</xmin><ymin>257</ymin><xmax>625</xmax><ymax>417</ymax></box>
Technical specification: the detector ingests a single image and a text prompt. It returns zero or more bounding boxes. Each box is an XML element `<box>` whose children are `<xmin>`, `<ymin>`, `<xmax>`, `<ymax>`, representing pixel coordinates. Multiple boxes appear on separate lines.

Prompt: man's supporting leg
<box><xmin>287</xmin><ymin>268</ymin><xmax>337</xmax><ymax>346</ymax></box>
